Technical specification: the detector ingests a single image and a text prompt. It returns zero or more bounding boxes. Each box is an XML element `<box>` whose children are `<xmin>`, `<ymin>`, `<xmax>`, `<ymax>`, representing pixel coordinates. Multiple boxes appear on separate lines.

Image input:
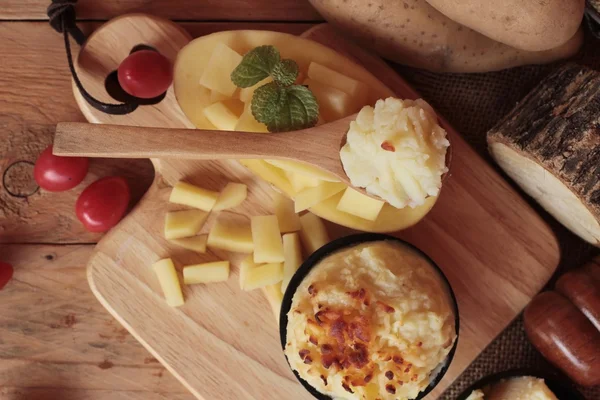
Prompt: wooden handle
<box><xmin>53</xmin><ymin>122</ymin><xmax>307</xmax><ymax>161</ymax></box>
<box><xmin>524</xmin><ymin>291</ymin><xmax>600</xmax><ymax>387</ymax></box>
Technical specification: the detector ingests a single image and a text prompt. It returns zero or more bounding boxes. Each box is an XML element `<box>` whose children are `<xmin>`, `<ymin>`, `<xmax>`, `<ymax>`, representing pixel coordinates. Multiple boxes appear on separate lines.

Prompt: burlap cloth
<box><xmin>393</xmin><ymin>31</ymin><xmax>600</xmax><ymax>399</ymax></box>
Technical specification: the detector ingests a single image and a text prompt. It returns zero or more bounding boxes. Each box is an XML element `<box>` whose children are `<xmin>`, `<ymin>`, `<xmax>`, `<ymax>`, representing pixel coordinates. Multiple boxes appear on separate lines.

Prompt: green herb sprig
<box><xmin>231</xmin><ymin>45</ymin><xmax>319</xmax><ymax>133</ymax></box>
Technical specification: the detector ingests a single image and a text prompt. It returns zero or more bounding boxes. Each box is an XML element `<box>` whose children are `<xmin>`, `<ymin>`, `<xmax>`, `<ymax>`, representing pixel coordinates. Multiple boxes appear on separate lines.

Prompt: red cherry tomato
<box><xmin>117</xmin><ymin>50</ymin><xmax>173</xmax><ymax>99</ymax></box>
<box><xmin>34</xmin><ymin>145</ymin><xmax>89</xmax><ymax>192</ymax></box>
<box><xmin>76</xmin><ymin>176</ymin><xmax>131</xmax><ymax>233</ymax></box>
<box><xmin>0</xmin><ymin>262</ymin><xmax>14</xmax><ymax>290</ymax></box>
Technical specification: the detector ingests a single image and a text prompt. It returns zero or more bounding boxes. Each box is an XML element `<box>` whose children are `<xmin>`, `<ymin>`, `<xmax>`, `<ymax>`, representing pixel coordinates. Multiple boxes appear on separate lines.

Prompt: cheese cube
<box><xmin>307</xmin><ymin>62</ymin><xmax>369</xmax><ymax>100</ymax></box>
<box><xmin>169</xmin><ymin>235</ymin><xmax>208</xmax><ymax>253</ymax></box>
<box><xmin>262</xmin><ymin>284</ymin><xmax>284</xmax><ymax>322</ymax></box>
<box><xmin>336</xmin><ymin>187</ymin><xmax>385</xmax><ymax>221</ymax></box>
<box><xmin>285</xmin><ymin>171</ymin><xmax>321</xmax><ymax>193</ymax></box>
<box><xmin>251</xmin><ymin>215</ymin><xmax>284</xmax><ymax>263</ymax></box>
<box><xmin>152</xmin><ymin>258</ymin><xmax>184</xmax><ymax>307</ymax></box>
<box><xmin>164</xmin><ymin>210</ymin><xmax>208</xmax><ymax>240</ymax></box>
<box><xmin>213</xmin><ymin>182</ymin><xmax>247</xmax><ymax>211</ymax></box>
<box><xmin>239</xmin><ymin>254</ymin><xmax>260</xmax><ymax>290</ymax></box>
<box><xmin>294</xmin><ymin>181</ymin><xmax>346</xmax><ymax>213</ymax></box>
<box><xmin>299</xmin><ymin>213</ymin><xmax>330</xmax><ymax>254</ymax></box>
<box><xmin>242</xmin><ymin>262</ymin><xmax>283</xmax><ymax>291</ymax></box>
<box><xmin>304</xmin><ymin>78</ymin><xmax>354</xmax><ymax>121</ymax></box>
<box><xmin>183</xmin><ymin>261</ymin><xmax>230</xmax><ymax>284</ymax></box>
<box><xmin>169</xmin><ymin>182</ymin><xmax>219</xmax><ymax>211</ymax></box>
<box><xmin>235</xmin><ymin>108</ymin><xmax>269</xmax><ymax>133</ymax></box>
<box><xmin>207</xmin><ymin>216</ymin><xmax>254</xmax><ymax>253</ymax></box>
<box><xmin>273</xmin><ymin>192</ymin><xmax>301</xmax><ymax>233</ymax></box>
<box><xmin>239</xmin><ymin>77</ymin><xmax>272</xmax><ymax>103</ymax></box>
<box><xmin>281</xmin><ymin>233</ymin><xmax>303</xmax><ymax>293</ymax></box>
<box><xmin>203</xmin><ymin>101</ymin><xmax>239</xmax><ymax>131</ymax></box>
<box><xmin>199</xmin><ymin>43</ymin><xmax>242</xmax><ymax>96</ymax></box>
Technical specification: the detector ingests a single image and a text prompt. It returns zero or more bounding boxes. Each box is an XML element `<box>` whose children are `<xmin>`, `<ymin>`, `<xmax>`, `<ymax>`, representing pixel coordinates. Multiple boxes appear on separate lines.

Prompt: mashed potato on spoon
<box><xmin>340</xmin><ymin>98</ymin><xmax>450</xmax><ymax>209</ymax></box>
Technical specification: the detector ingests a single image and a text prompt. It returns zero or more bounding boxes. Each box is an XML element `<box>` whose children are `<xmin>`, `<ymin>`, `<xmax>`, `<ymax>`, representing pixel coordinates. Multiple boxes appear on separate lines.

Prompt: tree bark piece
<box><xmin>488</xmin><ymin>63</ymin><xmax>600</xmax><ymax>246</ymax></box>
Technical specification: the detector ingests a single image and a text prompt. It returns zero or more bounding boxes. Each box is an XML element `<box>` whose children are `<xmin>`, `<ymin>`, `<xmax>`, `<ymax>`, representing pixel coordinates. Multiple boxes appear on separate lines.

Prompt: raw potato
<box><xmin>164</xmin><ymin>210</ymin><xmax>208</xmax><ymax>240</ymax></box>
<box><xmin>336</xmin><ymin>187</ymin><xmax>385</xmax><ymax>221</ymax></box>
<box><xmin>213</xmin><ymin>182</ymin><xmax>247</xmax><ymax>211</ymax></box>
<box><xmin>294</xmin><ymin>181</ymin><xmax>346</xmax><ymax>212</ymax></box>
<box><xmin>170</xmin><ymin>235</ymin><xmax>208</xmax><ymax>253</ymax></box>
<box><xmin>265</xmin><ymin>159</ymin><xmax>339</xmax><ymax>183</ymax></box>
<box><xmin>170</xmin><ymin>181</ymin><xmax>219</xmax><ymax>211</ymax></box>
<box><xmin>273</xmin><ymin>192</ymin><xmax>301</xmax><ymax>233</ymax></box>
<box><xmin>242</xmin><ymin>262</ymin><xmax>284</xmax><ymax>291</ymax></box>
<box><xmin>299</xmin><ymin>213</ymin><xmax>330</xmax><ymax>254</ymax></box>
<box><xmin>285</xmin><ymin>171</ymin><xmax>321</xmax><ymax>193</ymax></box>
<box><xmin>199</xmin><ymin>43</ymin><xmax>242</xmax><ymax>96</ymax></box>
<box><xmin>183</xmin><ymin>261</ymin><xmax>230</xmax><ymax>284</ymax></box>
<box><xmin>239</xmin><ymin>255</ymin><xmax>259</xmax><ymax>290</ymax></box>
<box><xmin>281</xmin><ymin>233</ymin><xmax>303</xmax><ymax>293</ymax></box>
<box><xmin>425</xmin><ymin>0</ymin><xmax>585</xmax><ymax>51</ymax></box>
<box><xmin>251</xmin><ymin>215</ymin><xmax>285</xmax><ymax>263</ymax></box>
<box><xmin>152</xmin><ymin>258</ymin><xmax>184</xmax><ymax>307</ymax></box>
<box><xmin>304</xmin><ymin>78</ymin><xmax>356</xmax><ymax>121</ymax></box>
<box><xmin>203</xmin><ymin>102</ymin><xmax>239</xmax><ymax>131</ymax></box>
<box><xmin>235</xmin><ymin>108</ymin><xmax>268</xmax><ymax>132</ymax></box>
<box><xmin>308</xmin><ymin>0</ymin><xmax>584</xmax><ymax>73</ymax></box>
<box><xmin>308</xmin><ymin>62</ymin><xmax>369</xmax><ymax>100</ymax></box>
<box><xmin>262</xmin><ymin>284</ymin><xmax>285</xmax><ymax>322</ymax></box>
<box><xmin>207</xmin><ymin>216</ymin><xmax>254</xmax><ymax>253</ymax></box>
<box><xmin>242</xmin><ymin>159</ymin><xmax>437</xmax><ymax>233</ymax></box>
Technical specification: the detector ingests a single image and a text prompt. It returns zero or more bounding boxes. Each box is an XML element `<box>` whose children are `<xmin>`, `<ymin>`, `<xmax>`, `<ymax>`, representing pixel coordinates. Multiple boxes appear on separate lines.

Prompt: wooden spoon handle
<box><xmin>53</xmin><ymin>122</ymin><xmax>303</xmax><ymax>161</ymax></box>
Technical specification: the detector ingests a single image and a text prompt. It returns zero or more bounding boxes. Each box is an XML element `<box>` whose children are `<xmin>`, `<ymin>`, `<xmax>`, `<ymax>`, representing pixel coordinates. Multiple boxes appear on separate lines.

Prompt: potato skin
<box><xmin>309</xmin><ymin>0</ymin><xmax>583</xmax><ymax>73</ymax></box>
<box><xmin>425</xmin><ymin>0</ymin><xmax>585</xmax><ymax>51</ymax></box>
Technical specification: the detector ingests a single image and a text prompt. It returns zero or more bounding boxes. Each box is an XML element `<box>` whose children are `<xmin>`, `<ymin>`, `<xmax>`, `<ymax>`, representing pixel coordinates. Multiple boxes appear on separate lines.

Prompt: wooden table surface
<box><xmin>0</xmin><ymin>2</ymin><xmax>597</xmax><ymax>400</ymax></box>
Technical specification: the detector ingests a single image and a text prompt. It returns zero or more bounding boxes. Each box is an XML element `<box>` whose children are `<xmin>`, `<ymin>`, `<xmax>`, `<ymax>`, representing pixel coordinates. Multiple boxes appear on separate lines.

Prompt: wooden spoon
<box><xmin>53</xmin><ymin>116</ymin><xmax>376</xmax><ymax>197</ymax></box>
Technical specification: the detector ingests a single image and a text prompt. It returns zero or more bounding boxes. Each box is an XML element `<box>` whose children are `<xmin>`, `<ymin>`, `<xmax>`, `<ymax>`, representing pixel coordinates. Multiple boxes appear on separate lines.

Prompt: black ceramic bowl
<box><xmin>456</xmin><ymin>369</ymin><xmax>586</xmax><ymax>400</ymax></box>
<box><xmin>279</xmin><ymin>233</ymin><xmax>460</xmax><ymax>400</ymax></box>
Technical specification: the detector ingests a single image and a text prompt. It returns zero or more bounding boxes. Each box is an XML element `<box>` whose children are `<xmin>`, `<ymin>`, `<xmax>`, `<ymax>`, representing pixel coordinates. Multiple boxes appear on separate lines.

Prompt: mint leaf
<box><xmin>231</xmin><ymin>45</ymin><xmax>280</xmax><ymax>88</ymax></box>
<box><xmin>286</xmin><ymin>85</ymin><xmax>319</xmax><ymax>130</ymax></box>
<box><xmin>252</xmin><ymin>82</ymin><xmax>319</xmax><ymax>132</ymax></box>
<box><xmin>272</xmin><ymin>59</ymin><xmax>299</xmax><ymax>86</ymax></box>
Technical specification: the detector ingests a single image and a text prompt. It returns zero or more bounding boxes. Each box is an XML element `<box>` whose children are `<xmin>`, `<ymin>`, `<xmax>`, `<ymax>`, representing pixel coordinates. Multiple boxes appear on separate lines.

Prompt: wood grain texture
<box><xmin>0</xmin><ymin>244</ymin><xmax>193</xmax><ymax>400</ymax></box>
<box><xmin>54</xmin><ymin>116</ymin><xmax>363</xmax><ymax>195</ymax></box>
<box><xmin>0</xmin><ymin>22</ymin><xmax>311</xmax><ymax>245</ymax></box>
<box><xmin>75</xmin><ymin>18</ymin><xmax>560</xmax><ymax>399</ymax></box>
<box><xmin>487</xmin><ymin>64</ymin><xmax>600</xmax><ymax>247</ymax></box>
<box><xmin>0</xmin><ymin>0</ymin><xmax>321</xmax><ymax>21</ymax></box>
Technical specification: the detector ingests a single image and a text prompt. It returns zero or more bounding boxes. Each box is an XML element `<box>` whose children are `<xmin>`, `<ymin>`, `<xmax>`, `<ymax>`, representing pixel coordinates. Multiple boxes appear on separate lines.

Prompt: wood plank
<box><xmin>0</xmin><ymin>1</ymin><xmax>321</xmax><ymax>21</ymax></box>
<box><xmin>0</xmin><ymin>22</ymin><xmax>311</xmax><ymax>244</ymax></box>
<box><xmin>0</xmin><ymin>244</ymin><xmax>192</xmax><ymax>399</ymax></box>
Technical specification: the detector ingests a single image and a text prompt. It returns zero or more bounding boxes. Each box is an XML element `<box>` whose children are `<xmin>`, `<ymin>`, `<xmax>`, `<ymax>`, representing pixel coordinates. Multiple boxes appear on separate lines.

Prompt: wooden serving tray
<box><xmin>74</xmin><ymin>15</ymin><xmax>560</xmax><ymax>399</ymax></box>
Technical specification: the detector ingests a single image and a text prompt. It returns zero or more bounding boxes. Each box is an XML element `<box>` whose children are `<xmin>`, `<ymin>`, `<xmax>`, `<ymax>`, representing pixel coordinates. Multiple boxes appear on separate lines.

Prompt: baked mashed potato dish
<box><xmin>466</xmin><ymin>376</ymin><xmax>558</xmax><ymax>400</ymax></box>
<box><xmin>284</xmin><ymin>241</ymin><xmax>456</xmax><ymax>399</ymax></box>
<box><xmin>340</xmin><ymin>98</ymin><xmax>450</xmax><ymax>209</ymax></box>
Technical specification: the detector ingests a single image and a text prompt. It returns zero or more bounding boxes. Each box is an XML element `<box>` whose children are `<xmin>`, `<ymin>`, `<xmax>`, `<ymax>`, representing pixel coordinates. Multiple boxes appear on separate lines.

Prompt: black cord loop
<box><xmin>47</xmin><ymin>0</ymin><xmax>138</xmax><ymax>115</ymax></box>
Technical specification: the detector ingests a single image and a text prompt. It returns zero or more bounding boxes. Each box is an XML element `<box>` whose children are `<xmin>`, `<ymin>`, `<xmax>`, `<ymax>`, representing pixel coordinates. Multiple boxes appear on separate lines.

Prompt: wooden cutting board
<box><xmin>75</xmin><ymin>15</ymin><xmax>560</xmax><ymax>399</ymax></box>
